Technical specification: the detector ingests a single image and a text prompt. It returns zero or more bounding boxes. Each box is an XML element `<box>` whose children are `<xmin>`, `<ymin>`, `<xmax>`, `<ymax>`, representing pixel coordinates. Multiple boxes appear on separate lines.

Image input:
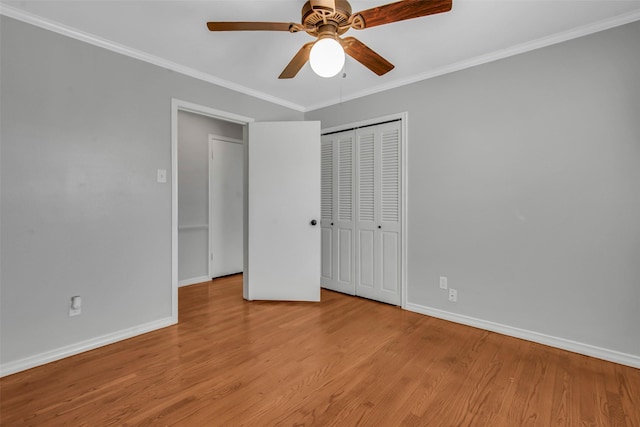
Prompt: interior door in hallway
<box><xmin>209</xmin><ymin>135</ymin><xmax>243</xmax><ymax>278</ymax></box>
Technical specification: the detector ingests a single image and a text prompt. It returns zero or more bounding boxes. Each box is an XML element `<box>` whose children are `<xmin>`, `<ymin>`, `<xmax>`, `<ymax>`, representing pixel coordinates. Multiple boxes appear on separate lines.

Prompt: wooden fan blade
<box><xmin>207</xmin><ymin>22</ymin><xmax>295</xmax><ymax>32</ymax></box>
<box><xmin>354</xmin><ymin>0</ymin><xmax>452</xmax><ymax>29</ymax></box>
<box><xmin>279</xmin><ymin>42</ymin><xmax>315</xmax><ymax>79</ymax></box>
<box><xmin>340</xmin><ymin>37</ymin><xmax>394</xmax><ymax>76</ymax></box>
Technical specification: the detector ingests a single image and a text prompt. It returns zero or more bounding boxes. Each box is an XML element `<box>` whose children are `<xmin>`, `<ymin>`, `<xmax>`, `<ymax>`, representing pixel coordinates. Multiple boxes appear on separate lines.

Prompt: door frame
<box><xmin>321</xmin><ymin>112</ymin><xmax>409</xmax><ymax>309</ymax></box>
<box><xmin>171</xmin><ymin>99</ymin><xmax>254</xmax><ymax>323</ymax></box>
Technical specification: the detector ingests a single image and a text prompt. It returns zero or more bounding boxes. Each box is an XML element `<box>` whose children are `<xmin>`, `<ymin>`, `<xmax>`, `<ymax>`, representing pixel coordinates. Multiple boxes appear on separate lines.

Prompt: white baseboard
<box><xmin>0</xmin><ymin>317</ymin><xmax>175</xmax><ymax>377</ymax></box>
<box><xmin>405</xmin><ymin>303</ymin><xmax>640</xmax><ymax>370</ymax></box>
<box><xmin>178</xmin><ymin>276</ymin><xmax>211</xmax><ymax>287</ymax></box>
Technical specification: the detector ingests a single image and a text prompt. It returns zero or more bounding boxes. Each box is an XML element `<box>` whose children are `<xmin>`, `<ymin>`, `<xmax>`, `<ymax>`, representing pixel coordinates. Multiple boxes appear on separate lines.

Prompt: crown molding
<box><xmin>2</xmin><ymin>3</ymin><xmax>639</xmax><ymax>113</ymax></box>
<box><xmin>0</xmin><ymin>4</ymin><xmax>306</xmax><ymax>112</ymax></box>
<box><xmin>305</xmin><ymin>8</ymin><xmax>640</xmax><ymax>112</ymax></box>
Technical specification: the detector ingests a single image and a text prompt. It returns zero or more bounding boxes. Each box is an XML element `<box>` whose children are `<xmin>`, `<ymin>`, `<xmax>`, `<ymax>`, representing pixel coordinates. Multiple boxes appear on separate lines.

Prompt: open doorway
<box><xmin>176</xmin><ymin>111</ymin><xmax>243</xmax><ymax>286</ymax></box>
<box><xmin>171</xmin><ymin>99</ymin><xmax>254</xmax><ymax>322</ymax></box>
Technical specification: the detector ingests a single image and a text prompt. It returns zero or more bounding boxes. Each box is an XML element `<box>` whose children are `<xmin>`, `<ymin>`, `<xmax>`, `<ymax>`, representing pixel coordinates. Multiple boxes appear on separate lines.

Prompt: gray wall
<box><xmin>0</xmin><ymin>16</ymin><xmax>302</xmax><ymax>367</ymax></box>
<box><xmin>177</xmin><ymin>111</ymin><xmax>242</xmax><ymax>282</ymax></box>
<box><xmin>306</xmin><ymin>21</ymin><xmax>640</xmax><ymax>357</ymax></box>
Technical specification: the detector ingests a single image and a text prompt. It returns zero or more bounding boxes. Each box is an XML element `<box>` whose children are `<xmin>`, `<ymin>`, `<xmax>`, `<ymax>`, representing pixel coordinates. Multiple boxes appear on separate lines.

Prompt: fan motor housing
<box><xmin>302</xmin><ymin>0</ymin><xmax>353</xmax><ymax>36</ymax></box>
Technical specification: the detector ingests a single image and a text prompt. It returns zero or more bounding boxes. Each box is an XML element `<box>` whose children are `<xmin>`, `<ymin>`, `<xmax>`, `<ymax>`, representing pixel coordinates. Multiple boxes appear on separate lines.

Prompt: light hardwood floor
<box><xmin>1</xmin><ymin>274</ymin><xmax>639</xmax><ymax>426</ymax></box>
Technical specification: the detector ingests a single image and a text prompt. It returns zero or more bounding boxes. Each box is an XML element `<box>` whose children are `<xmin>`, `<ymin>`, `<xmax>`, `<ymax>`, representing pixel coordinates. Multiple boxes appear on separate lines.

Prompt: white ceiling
<box><xmin>2</xmin><ymin>0</ymin><xmax>640</xmax><ymax>111</ymax></box>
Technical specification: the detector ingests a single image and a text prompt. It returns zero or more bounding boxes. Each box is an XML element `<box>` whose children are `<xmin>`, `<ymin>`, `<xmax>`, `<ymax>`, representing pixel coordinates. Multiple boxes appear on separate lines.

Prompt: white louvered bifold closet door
<box><xmin>320</xmin><ymin>131</ymin><xmax>356</xmax><ymax>295</ymax></box>
<box><xmin>320</xmin><ymin>121</ymin><xmax>401</xmax><ymax>304</ymax></box>
<box><xmin>355</xmin><ymin>121</ymin><xmax>401</xmax><ymax>305</ymax></box>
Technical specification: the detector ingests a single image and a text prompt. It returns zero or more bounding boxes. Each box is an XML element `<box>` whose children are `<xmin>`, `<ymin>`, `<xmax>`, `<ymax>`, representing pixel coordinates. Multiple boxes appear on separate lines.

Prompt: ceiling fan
<box><xmin>207</xmin><ymin>0</ymin><xmax>452</xmax><ymax>79</ymax></box>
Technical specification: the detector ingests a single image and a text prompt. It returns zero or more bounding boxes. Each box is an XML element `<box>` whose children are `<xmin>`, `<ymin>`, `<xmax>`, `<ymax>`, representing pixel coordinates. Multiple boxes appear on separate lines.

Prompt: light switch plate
<box><xmin>157</xmin><ymin>169</ymin><xmax>167</xmax><ymax>183</ymax></box>
<box><xmin>69</xmin><ymin>296</ymin><xmax>82</xmax><ymax>316</ymax></box>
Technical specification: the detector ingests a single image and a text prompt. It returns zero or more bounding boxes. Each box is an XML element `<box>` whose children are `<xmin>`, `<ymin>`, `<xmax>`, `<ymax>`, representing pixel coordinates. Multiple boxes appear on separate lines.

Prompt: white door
<box><xmin>209</xmin><ymin>136</ymin><xmax>244</xmax><ymax>278</ymax></box>
<box><xmin>246</xmin><ymin>121</ymin><xmax>321</xmax><ymax>301</ymax></box>
<box><xmin>355</xmin><ymin>121</ymin><xmax>401</xmax><ymax>305</ymax></box>
<box><xmin>321</xmin><ymin>131</ymin><xmax>356</xmax><ymax>295</ymax></box>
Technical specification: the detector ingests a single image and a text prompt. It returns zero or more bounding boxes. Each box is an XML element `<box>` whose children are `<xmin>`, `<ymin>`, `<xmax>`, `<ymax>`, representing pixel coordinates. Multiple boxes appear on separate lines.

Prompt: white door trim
<box><xmin>171</xmin><ymin>99</ymin><xmax>254</xmax><ymax>323</ymax></box>
<box><xmin>321</xmin><ymin>112</ymin><xmax>409</xmax><ymax>309</ymax></box>
<box><xmin>209</xmin><ymin>134</ymin><xmax>244</xmax><ymax>145</ymax></box>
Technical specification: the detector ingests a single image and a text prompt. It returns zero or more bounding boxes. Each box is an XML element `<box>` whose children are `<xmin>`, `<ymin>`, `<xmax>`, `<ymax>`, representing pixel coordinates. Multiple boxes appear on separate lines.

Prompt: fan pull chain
<box><xmin>339</xmin><ymin>63</ymin><xmax>346</xmax><ymax>105</ymax></box>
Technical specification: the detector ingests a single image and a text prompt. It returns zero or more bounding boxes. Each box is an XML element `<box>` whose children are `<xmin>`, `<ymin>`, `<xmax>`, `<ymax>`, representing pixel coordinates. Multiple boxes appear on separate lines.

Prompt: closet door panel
<box><xmin>357</xmin><ymin>132</ymin><xmax>376</xmax><ymax>224</ymax></box>
<box><xmin>355</xmin><ymin>130</ymin><xmax>378</xmax><ymax>295</ymax></box>
<box><xmin>338</xmin><ymin>228</ymin><xmax>353</xmax><ymax>284</ymax></box>
<box><xmin>320</xmin><ymin>137</ymin><xmax>335</xmax><ymax>288</ymax></box>
<box><xmin>321</xmin><ymin>227</ymin><xmax>333</xmax><ymax>279</ymax></box>
<box><xmin>381</xmin><ymin>231</ymin><xmax>399</xmax><ymax>293</ymax></box>
<box><xmin>321</xmin><ymin>131</ymin><xmax>355</xmax><ymax>295</ymax></box>
<box><xmin>358</xmin><ymin>229</ymin><xmax>375</xmax><ymax>289</ymax></box>
<box><xmin>336</xmin><ymin>135</ymin><xmax>355</xmax><ymax>293</ymax></box>
<box><xmin>378</xmin><ymin>124</ymin><xmax>401</xmax><ymax>304</ymax></box>
<box><xmin>380</xmin><ymin>127</ymin><xmax>401</xmax><ymax>226</ymax></box>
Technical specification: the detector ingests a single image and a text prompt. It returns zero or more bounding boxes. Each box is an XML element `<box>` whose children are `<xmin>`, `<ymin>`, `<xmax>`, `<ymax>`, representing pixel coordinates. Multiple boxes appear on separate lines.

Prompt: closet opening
<box><xmin>320</xmin><ymin>113</ymin><xmax>408</xmax><ymax>307</ymax></box>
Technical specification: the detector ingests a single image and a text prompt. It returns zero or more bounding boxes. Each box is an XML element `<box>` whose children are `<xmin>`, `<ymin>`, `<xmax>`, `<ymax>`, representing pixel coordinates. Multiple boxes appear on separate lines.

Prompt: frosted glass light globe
<box><xmin>309</xmin><ymin>38</ymin><xmax>345</xmax><ymax>78</ymax></box>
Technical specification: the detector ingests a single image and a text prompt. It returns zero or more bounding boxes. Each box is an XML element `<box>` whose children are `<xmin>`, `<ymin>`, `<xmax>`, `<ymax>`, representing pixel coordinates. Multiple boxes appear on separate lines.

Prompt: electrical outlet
<box><xmin>448</xmin><ymin>288</ymin><xmax>458</xmax><ymax>303</ymax></box>
<box><xmin>157</xmin><ymin>169</ymin><xmax>167</xmax><ymax>183</ymax></box>
<box><xmin>439</xmin><ymin>276</ymin><xmax>448</xmax><ymax>289</ymax></box>
<box><xmin>69</xmin><ymin>296</ymin><xmax>82</xmax><ymax>317</ymax></box>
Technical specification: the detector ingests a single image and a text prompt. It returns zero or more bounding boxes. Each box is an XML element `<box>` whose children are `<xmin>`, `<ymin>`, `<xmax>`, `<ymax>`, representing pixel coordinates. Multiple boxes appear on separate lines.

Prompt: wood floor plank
<box><xmin>613</xmin><ymin>362</ymin><xmax>640</xmax><ymax>427</ymax></box>
<box><xmin>575</xmin><ymin>354</ymin><xmax>611</xmax><ymax>427</ymax></box>
<box><xmin>548</xmin><ymin>352</ymin><xmax>574</xmax><ymax>427</ymax></box>
<box><xmin>1</xmin><ymin>274</ymin><xmax>639</xmax><ymax>426</ymax></box>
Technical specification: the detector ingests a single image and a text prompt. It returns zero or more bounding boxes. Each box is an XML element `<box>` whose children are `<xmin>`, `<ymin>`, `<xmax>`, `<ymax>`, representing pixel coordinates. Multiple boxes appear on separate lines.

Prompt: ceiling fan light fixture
<box><xmin>309</xmin><ymin>37</ymin><xmax>345</xmax><ymax>78</ymax></box>
<box><xmin>207</xmin><ymin>0</ymin><xmax>454</xmax><ymax>79</ymax></box>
